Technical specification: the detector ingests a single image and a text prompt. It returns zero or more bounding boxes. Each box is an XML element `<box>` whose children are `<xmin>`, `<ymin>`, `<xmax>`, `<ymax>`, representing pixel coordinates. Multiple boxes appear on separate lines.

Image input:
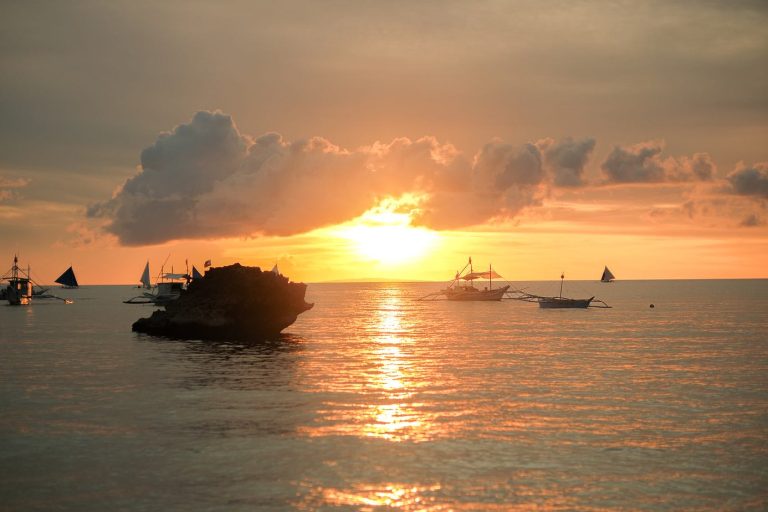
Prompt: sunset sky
<box><xmin>2</xmin><ymin>0</ymin><xmax>767</xmax><ymax>284</ymax></box>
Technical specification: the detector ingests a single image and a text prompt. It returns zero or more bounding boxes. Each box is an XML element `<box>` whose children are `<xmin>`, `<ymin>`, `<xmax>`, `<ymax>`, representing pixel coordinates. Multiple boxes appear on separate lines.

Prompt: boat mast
<box><xmin>559</xmin><ymin>273</ymin><xmax>564</xmax><ymax>298</ymax></box>
<box><xmin>489</xmin><ymin>263</ymin><xmax>492</xmax><ymax>290</ymax></box>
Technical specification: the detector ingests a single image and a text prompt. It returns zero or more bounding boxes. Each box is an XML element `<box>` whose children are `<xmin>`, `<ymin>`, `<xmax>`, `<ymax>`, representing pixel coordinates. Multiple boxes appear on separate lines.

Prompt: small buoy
<box><xmin>649</xmin><ymin>304</ymin><xmax>655</xmax><ymax>308</ymax></box>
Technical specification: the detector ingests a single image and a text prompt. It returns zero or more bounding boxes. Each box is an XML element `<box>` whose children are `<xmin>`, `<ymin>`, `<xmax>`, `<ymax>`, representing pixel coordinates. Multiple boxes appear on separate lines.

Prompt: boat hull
<box><xmin>4</xmin><ymin>280</ymin><xmax>33</xmax><ymax>305</ymax></box>
<box><xmin>446</xmin><ymin>285</ymin><xmax>509</xmax><ymax>301</ymax></box>
<box><xmin>538</xmin><ymin>296</ymin><xmax>593</xmax><ymax>308</ymax></box>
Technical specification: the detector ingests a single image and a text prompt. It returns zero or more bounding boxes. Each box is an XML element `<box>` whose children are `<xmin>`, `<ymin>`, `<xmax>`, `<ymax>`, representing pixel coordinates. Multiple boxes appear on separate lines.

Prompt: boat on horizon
<box><xmin>600</xmin><ymin>266</ymin><xmax>615</xmax><ymax>283</ymax></box>
<box><xmin>516</xmin><ymin>273</ymin><xmax>610</xmax><ymax>309</ymax></box>
<box><xmin>420</xmin><ymin>257</ymin><xmax>510</xmax><ymax>301</ymax></box>
<box><xmin>124</xmin><ymin>261</ymin><xmax>203</xmax><ymax>305</ymax></box>
<box><xmin>55</xmin><ymin>266</ymin><xmax>79</xmax><ymax>288</ymax></box>
<box><xmin>2</xmin><ymin>255</ymin><xmax>34</xmax><ymax>305</ymax></box>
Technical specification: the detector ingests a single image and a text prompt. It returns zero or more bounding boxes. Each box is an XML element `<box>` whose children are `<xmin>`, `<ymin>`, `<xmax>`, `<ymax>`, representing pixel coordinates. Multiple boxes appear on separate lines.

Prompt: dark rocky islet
<box><xmin>132</xmin><ymin>263</ymin><xmax>314</xmax><ymax>340</ymax></box>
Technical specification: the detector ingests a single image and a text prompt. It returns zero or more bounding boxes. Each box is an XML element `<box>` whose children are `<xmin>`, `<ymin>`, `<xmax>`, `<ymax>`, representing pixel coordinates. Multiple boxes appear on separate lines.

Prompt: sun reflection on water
<box><xmin>298</xmin><ymin>287</ymin><xmax>437</xmax><ymax>442</ymax></box>
<box><xmin>296</xmin><ymin>483</ymin><xmax>446</xmax><ymax>511</ymax></box>
<box><xmin>361</xmin><ymin>291</ymin><xmax>428</xmax><ymax>442</ymax></box>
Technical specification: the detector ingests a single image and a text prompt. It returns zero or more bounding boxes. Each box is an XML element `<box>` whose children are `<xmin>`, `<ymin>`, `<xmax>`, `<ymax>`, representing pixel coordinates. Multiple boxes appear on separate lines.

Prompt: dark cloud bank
<box><xmin>726</xmin><ymin>162</ymin><xmax>768</xmax><ymax>199</ymax></box>
<box><xmin>601</xmin><ymin>141</ymin><xmax>715</xmax><ymax>183</ymax></box>
<box><xmin>88</xmin><ymin>111</ymin><xmax>763</xmax><ymax>245</ymax></box>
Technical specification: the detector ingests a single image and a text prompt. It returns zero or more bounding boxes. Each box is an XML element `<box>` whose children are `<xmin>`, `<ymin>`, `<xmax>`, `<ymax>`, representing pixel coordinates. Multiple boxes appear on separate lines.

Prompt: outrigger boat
<box><xmin>1</xmin><ymin>255</ymin><xmax>72</xmax><ymax>305</ymax></box>
<box><xmin>2</xmin><ymin>256</ymin><xmax>33</xmax><ymax>305</ymax></box>
<box><xmin>420</xmin><ymin>257</ymin><xmax>510</xmax><ymax>301</ymax></box>
<box><xmin>515</xmin><ymin>273</ymin><xmax>610</xmax><ymax>309</ymax></box>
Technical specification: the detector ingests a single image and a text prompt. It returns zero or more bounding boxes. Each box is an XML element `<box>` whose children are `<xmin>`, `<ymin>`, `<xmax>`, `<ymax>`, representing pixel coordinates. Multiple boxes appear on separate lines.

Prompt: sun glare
<box><xmin>334</xmin><ymin>206</ymin><xmax>438</xmax><ymax>265</ymax></box>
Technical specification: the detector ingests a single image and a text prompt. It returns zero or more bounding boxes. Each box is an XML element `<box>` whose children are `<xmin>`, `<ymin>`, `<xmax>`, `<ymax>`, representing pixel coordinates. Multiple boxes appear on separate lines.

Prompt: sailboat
<box><xmin>139</xmin><ymin>261</ymin><xmax>152</xmax><ymax>289</ymax></box>
<box><xmin>55</xmin><ymin>266</ymin><xmax>79</xmax><ymax>288</ymax></box>
<box><xmin>441</xmin><ymin>257</ymin><xmax>510</xmax><ymax>301</ymax></box>
<box><xmin>600</xmin><ymin>266</ymin><xmax>615</xmax><ymax>283</ymax></box>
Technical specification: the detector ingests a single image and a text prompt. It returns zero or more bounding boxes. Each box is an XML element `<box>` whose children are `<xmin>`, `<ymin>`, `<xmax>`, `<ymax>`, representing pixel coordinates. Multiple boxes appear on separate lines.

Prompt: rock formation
<box><xmin>132</xmin><ymin>264</ymin><xmax>313</xmax><ymax>340</ymax></box>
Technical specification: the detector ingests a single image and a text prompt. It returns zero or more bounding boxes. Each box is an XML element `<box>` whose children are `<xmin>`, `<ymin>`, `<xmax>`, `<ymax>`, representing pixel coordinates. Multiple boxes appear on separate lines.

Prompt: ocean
<box><xmin>1</xmin><ymin>280</ymin><xmax>767</xmax><ymax>511</ymax></box>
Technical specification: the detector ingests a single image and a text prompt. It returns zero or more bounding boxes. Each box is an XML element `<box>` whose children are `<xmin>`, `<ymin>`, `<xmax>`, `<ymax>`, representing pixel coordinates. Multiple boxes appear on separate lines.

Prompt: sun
<box><xmin>334</xmin><ymin>206</ymin><xmax>439</xmax><ymax>265</ymax></box>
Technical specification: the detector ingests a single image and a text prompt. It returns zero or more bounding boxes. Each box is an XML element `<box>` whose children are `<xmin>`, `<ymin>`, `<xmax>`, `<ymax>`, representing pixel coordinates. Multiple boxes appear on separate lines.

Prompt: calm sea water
<box><xmin>1</xmin><ymin>280</ymin><xmax>767</xmax><ymax>511</ymax></box>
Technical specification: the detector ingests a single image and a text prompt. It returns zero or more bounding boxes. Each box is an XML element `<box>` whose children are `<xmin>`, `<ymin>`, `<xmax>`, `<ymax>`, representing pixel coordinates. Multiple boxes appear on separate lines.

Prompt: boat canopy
<box><xmin>55</xmin><ymin>266</ymin><xmax>78</xmax><ymax>287</ymax></box>
<box><xmin>163</xmin><ymin>273</ymin><xmax>188</xmax><ymax>280</ymax></box>
<box><xmin>461</xmin><ymin>270</ymin><xmax>502</xmax><ymax>281</ymax></box>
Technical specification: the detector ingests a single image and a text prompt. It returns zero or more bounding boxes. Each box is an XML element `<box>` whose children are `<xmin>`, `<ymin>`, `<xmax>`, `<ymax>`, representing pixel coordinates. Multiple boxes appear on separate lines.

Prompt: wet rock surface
<box><xmin>132</xmin><ymin>264</ymin><xmax>314</xmax><ymax>340</ymax></box>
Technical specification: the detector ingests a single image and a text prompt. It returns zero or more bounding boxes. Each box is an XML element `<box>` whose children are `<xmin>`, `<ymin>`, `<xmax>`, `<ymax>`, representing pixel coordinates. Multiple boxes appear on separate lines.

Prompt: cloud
<box><xmin>0</xmin><ymin>175</ymin><xmax>30</xmax><ymax>202</ymax></box>
<box><xmin>680</xmin><ymin>153</ymin><xmax>717</xmax><ymax>181</ymax></box>
<box><xmin>538</xmin><ymin>137</ymin><xmax>596</xmax><ymax>187</ymax></box>
<box><xmin>90</xmin><ymin>111</ymin><xmax>561</xmax><ymax>245</ymax></box>
<box><xmin>413</xmin><ymin>140</ymin><xmax>547</xmax><ymax>230</ymax></box>
<box><xmin>740</xmin><ymin>213</ymin><xmax>763</xmax><ymax>227</ymax></box>
<box><xmin>87</xmin><ymin>111</ymin><xmax>251</xmax><ymax>244</ymax></box>
<box><xmin>659</xmin><ymin>169</ymin><xmax>768</xmax><ymax>228</ymax></box>
<box><xmin>52</xmin><ymin>221</ymin><xmax>115</xmax><ymax>249</ymax></box>
<box><xmin>646</xmin><ymin>194</ymin><xmax>767</xmax><ymax>230</ymax></box>
<box><xmin>601</xmin><ymin>141</ymin><xmax>715</xmax><ymax>184</ymax></box>
<box><xmin>726</xmin><ymin>162</ymin><xmax>768</xmax><ymax>199</ymax></box>
<box><xmin>0</xmin><ymin>176</ymin><xmax>30</xmax><ymax>188</ymax></box>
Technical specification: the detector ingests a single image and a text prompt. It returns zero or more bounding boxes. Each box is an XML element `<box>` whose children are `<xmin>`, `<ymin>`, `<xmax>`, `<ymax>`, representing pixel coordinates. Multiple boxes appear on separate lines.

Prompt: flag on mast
<box><xmin>204</xmin><ymin>259</ymin><xmax>211</xmax><ymax>267</ymax></box>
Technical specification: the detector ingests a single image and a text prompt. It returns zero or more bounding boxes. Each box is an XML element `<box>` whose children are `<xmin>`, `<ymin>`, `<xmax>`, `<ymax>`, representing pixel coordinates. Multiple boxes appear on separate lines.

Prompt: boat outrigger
<box><xmin>515</xmin><ymin>273</ymin><xmax>610</xmax><ymax>309</ymax></box>
<box><xmin>419</xmin><ymin>257</ymin><xmax>510</xmax><ymax>301</ymax></box>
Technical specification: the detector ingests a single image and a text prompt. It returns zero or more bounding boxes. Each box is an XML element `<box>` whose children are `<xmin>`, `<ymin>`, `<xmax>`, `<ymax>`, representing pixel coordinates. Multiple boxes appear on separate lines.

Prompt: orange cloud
<box><xmin>87</xmin><ymin>111</ymin><xmax>764</xmax><ymax>247</ymax></box>
<box><xmin>89</xmin><ymin>111</ymin><xmax>592</xmax><ymax>245</ymax></box>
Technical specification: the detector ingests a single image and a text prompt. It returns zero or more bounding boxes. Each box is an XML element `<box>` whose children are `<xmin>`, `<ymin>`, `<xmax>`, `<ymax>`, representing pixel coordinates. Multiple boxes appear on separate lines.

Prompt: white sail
<box><xmin>601</xmin><ymin>266</ymin><xmax>615</xmax><ymax>282</ymax></box>
<box><xmin>271</xmin><ymin>264</ymin><xmax>279</xmax><ymax>275</ymax></box>
<box><xmin>140</xmin><ymin>262</ymin><xmax>151</xmax><ymax>288</ymax></box>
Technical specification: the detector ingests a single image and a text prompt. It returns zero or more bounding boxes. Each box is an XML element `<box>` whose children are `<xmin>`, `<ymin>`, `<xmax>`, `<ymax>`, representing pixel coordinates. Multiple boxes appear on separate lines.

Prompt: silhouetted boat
<box><xmin>124</xmin><ymin>261</ymin><xmax>201</xmax><ymax>305</ymax></box>
<box><xmin>125</xmin><ymin>272</ymin><xmax>185</xmax><ymax>305</ymax></box>
<box><xmin>537</xmin><ymin>295</ymin><xmax>594</xmax><ymax>308</ymax></box>
<box><xmin>600</xmin><ymin>266</ymin><xmax>615</xmax><ymax>283</ymax></box>
<box><xmin>538</xmin><ymin>273</ymin><xmax>592</xmax><ymax>308</ymax></box>
<box><xmin>2</xmin><ymin>255</ymin><xmax>34</xmax><ymax>305</ymax></box>
<box><xmin>420</xmin><ymin>257</ymin><xmax>510</xmax><ymax>301</ymax></box>
<box><xmin>139</xmin><ymin>261</ymin><xmax>151</xmax><ymax>289</ymax></box>
<box><xmin>516</xmin><ymin>273</ymin><xmax>610</xmax><ymax>309</ymax></box>
<box><xmin>55</xmin><ymin>266</ymin><xmax>79</xmax><ymax>288</ymax></box>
